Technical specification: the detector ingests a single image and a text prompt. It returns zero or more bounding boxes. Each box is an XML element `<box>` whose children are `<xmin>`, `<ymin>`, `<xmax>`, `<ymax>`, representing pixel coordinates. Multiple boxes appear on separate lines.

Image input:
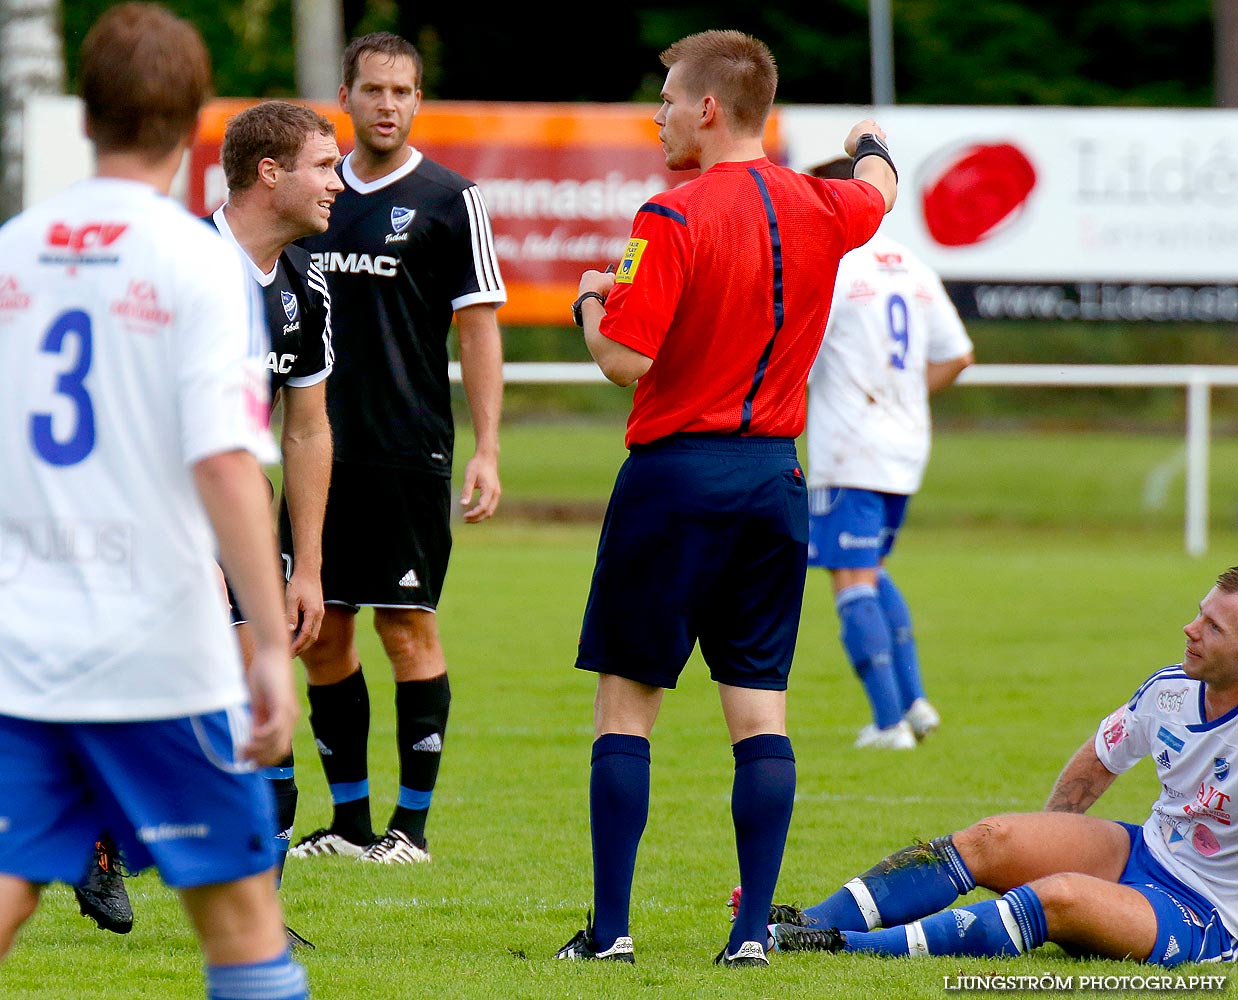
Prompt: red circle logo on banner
<box><xmin>920</xmin><ymin>142</ymin><xmax>1037</xmax><ymax>247</ymax></box>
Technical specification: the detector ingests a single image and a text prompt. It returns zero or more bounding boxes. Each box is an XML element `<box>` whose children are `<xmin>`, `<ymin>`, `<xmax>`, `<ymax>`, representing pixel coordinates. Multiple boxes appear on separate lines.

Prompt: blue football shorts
<box><xmin>576</xmin><ymin>434</ymin><xmax>808</xmax><ymax>691</ymax></box>
<box><xmin>0</xmin><ymin>708</ymin><xmax>276</xmax><ymax>889</ymax></box>
<box><xmin>807</xmin><ymin>486</ymin><xmax>910</xmax><ymax>570</ymax></box>
<box><xmin>1117</xmin><ymin>822</ymin><xmax>1237</xmax><ymax>965</ymax></box>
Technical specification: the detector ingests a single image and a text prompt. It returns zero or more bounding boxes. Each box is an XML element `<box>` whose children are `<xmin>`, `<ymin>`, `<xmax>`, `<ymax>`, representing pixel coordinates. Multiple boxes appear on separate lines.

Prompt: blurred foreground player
<box><xmin>74</xmin><ymin>100</ymin><xmax>341</xmax><ymax>950</ymax></box>
<box><xmin>0</xmin><ymin>6</ymin><xmax>306</xmax><ymax>999</ymax></box>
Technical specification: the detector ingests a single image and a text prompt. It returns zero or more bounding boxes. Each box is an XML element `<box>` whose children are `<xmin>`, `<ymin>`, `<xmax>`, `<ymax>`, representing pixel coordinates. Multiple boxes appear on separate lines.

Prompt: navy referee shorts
<box><xmin>576</xmin><ymin>434</ymin><xmax>809</xmax><ymax>691</ymax></box>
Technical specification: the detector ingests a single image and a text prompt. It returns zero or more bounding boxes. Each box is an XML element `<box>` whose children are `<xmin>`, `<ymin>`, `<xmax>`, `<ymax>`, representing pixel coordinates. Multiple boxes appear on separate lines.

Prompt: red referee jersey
<box><xmin>600</xmin><ymin>157</ymin><xmax>885</xmax><ymax>447</ymax></box>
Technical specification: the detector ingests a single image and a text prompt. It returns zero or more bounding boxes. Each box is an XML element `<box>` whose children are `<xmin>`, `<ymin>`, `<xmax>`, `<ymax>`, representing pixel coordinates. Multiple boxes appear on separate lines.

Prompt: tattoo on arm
<box><xmin>1044</xmin><ymin>739</ymin><xmax>1116</xmax><ymax>813</ymax></box>
<box><xmin>1045</xmin><ymin>776</ymin><xmax>1102</xmax><ymax>813</ymax></box>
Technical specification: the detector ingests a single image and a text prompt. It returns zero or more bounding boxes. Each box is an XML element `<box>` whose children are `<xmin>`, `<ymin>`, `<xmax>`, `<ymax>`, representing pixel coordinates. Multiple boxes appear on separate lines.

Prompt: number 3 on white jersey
<box><xmin>30</xmin><ymin>309</ymin><xmax>96</xmax><ymax>466</ymax></box>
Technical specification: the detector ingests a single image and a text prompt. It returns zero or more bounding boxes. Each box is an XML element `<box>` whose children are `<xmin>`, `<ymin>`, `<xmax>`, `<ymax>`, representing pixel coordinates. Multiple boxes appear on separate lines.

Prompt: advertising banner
<box><xmin>188</xmin><ymin>100</ymin><xmax>755</xmax><ymax>325</ymax></box>
<box><xmin>782</xmin><ymin>106</ymin><xmax>1238</xmax><ymax>321</ymax></box>
<box><xmin>27</xmin><ymin>97</ymin><xmax>1235</xmax><ymax>323</ymax></box>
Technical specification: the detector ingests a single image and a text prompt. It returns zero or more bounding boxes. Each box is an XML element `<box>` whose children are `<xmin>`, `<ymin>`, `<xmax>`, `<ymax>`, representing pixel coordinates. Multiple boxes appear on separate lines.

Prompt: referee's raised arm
<box><xmin>845</xmin><ymin>119</ymin><xmax>898</xmax><ymax>213</ymax></box>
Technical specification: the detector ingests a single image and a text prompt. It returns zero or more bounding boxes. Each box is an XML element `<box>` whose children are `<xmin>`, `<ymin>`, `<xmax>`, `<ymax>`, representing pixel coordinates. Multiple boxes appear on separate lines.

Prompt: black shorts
<box><xmin>576</xmin><ymin>435</ymin><xmax>809</xmax><ymax>691</ymax></box>
<box><xmin>281</xmin><ymin>461</ymin><xmax>452</xmax><ymax>610</ymax></box>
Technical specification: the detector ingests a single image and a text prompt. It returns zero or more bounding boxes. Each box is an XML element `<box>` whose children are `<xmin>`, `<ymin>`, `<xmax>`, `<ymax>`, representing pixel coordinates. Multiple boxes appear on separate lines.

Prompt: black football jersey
<box><xmin>299</xmin><ymin>150</ymin><xmax>505</xmax><ymax>476</ymax></box>
<box><xmin>206</xmin><ymin>208</ymin><xmax>334</xmax><ymax>398</ymax></box>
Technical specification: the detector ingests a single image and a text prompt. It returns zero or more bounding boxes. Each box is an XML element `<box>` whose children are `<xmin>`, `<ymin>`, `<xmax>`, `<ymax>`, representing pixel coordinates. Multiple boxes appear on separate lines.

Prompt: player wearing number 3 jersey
<box><xmin>804</xmin><ymin>157</ymin><xmax>974</xmax><ymax>752</ymax></box>
<box><xmin>0</xmin><ymin>6</ymin><xmax>305</xmax><ymax>998</ymax></box>
<box><xmin>0</xmin><ymin>80</ymin><xmax>274</xmax><ymax>726</ymax></box>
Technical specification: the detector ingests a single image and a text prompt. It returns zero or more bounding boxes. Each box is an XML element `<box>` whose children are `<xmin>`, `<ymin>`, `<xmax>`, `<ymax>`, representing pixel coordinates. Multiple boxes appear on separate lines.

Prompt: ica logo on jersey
<box><xmin>111</xmin><ymin>280</ymin><xmax>172</xmax><ymax>330</ymax></box>
<box><xmin>0</xmin><ymin>275</ymin><xmax>31</xmax><ymax>311</ymax></box>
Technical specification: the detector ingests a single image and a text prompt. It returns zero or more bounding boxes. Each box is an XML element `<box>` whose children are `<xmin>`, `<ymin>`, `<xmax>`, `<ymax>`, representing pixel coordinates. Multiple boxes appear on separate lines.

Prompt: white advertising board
<box><xmin>24</xmin><ymin>98</ymin><xmax>1238</xmax><ymax>320</ymax></box>
<box><xmin>782</xmin><ymin>105</ymin><xmax>1238</xmax><ymax>320</ymax></box>
<box><xmin>22</xmin><ymin>95</ymin><xmax>90</xmax><ymax>209</ymax></box>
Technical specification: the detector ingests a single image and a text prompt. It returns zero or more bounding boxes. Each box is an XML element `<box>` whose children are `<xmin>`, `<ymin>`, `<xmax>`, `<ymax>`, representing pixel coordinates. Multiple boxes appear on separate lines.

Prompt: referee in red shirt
<box><xmin>554</xmin><ymin>29</ymin><xmax>897</xmax><ymax>967</ymax></box>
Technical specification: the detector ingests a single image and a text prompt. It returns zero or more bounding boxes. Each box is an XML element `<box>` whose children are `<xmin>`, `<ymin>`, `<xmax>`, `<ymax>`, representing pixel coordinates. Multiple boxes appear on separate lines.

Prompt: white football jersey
<box><xmin>1095</xmin><ymin>665</ymin><xmax>1238</xmax><ymax>940</ymax></box>
<box><xmin>806</xmin><ymin>232</ymin><xmax>972</xmax><ymax>494</ymax></box>
<box><xmin>0</xmin><ymin>177</ymin><xmax>276</xmax><ymax>722</ymax></box>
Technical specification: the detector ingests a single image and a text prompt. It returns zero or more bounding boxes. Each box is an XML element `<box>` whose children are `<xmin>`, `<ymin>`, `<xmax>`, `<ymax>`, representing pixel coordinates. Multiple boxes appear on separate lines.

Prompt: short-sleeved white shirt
<box><xmin>1095</xmin><ymin>666</ymin><xmax>1238</xmax><ymax>937</ymax></box>
<box><xmin>806</xmin><ymin>232</ymin><xmax>973</xmax><ymax>494</ymax></box>
<box><xmin>0</xmin><ymin>177</ymin><xmax>276</xmax><ymax>722</ymax></box>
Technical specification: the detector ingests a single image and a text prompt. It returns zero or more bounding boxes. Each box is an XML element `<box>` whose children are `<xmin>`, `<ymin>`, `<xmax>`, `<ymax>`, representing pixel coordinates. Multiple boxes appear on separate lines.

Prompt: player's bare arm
<box><xmin>194</xmin><ymin>449</ymin><xmax>297</xmax><ymax>765</ymax></box>
<box><xmin>927</xmin><ymin>351</ymin><xmax>975</xmax><ymax>393</ymax></box>
<box><xmin>577</xmin><ymin>269</ymin><xmax>653</xmax><ymax>387</ymax></box>
<box><xmin>280</xmin><ymin>382</ymin><xmax>332</xmax><ymax>654</ymax></box>
<box><xmin>456</xmin><ymin>303</ymin><xmax>503</xmax><ymax>523</ymax></box>
<box><xmin>844</xmin><ymin>119</ymin><xmax>897</xmax><ymax>213</ymax></box>
<box><xmin>1044</xmin><ymin>738</ymin><xmax>1118</xmax><ymax>813</ymax></box>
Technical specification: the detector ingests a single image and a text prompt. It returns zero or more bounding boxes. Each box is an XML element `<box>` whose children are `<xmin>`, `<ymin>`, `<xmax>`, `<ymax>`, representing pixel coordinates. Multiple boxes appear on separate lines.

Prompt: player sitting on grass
<box><xmin>735</xmin><ymin>566</ymin><xmax>1238</xmax><ymax>966</ymax></box>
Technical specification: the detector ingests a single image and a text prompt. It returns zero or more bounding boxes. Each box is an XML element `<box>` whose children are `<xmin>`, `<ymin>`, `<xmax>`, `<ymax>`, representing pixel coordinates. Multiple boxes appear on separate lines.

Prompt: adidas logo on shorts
<box><xmin>411</xmin><ymin>733</ymin><xmax>443</xmax><ymax>753</ymax></box>
<box><xmin>398</xmin><ymin>568</ymin><xmax>420</xmax><ymax>588</ymax></box>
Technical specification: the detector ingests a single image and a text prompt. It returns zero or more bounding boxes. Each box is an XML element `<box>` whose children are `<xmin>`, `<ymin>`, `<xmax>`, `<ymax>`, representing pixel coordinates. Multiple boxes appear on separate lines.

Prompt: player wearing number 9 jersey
<box><xmin>804</xmin><ymin>158</ymin><xmax>974</xmax><ymax>752</ymax></box>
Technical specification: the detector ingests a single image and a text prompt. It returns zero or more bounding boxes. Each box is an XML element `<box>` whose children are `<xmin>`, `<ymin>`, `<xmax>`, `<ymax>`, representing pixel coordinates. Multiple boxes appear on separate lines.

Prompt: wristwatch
<box><xmin>571</xmin><ymin>290</ymin><xmax>606</xmax><ymax>327</ymax></box>
<box><xmin>857</xmin><ymin>132</ymin><xmax>890</xmax><ymax>153</ymax></box>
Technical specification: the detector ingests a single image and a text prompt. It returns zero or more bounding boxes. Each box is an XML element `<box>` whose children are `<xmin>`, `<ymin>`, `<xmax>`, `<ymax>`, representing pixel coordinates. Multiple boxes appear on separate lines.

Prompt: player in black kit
<box><xmin>288</xmin><ymin>32</ymin><xmax>505</xmax><ymax>866</ymax></box>
<box><xmin>209</xmin><ymin>101</ymin><xmax>338</xmax><ymax>654</ymax></box>
<box><xmin>73</xmin><ymin>101</ymin><xmax>340</xmax><ymax>949</ymax></box>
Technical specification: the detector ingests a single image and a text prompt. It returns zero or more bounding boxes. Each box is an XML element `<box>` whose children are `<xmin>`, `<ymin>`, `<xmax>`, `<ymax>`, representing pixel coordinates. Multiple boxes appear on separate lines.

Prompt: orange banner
<box><xmin>188</xmin><ymin>99</ymin><xmax>781</xmax><ymax>326</ymax></box>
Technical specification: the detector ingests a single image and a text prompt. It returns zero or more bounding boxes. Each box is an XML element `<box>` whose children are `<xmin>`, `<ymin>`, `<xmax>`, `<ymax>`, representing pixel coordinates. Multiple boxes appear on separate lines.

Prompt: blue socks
<box><xmin>206</xmin><ymin>952</ymin><xmax>307</xmax><ymax>1000</ymax></box>
<box><xmin>836</xmin><ymin>886</ymin><xmax>1049</xmax><ymax>955</ymax></box>
<box><xmin>876</xmin><ymin>569</ymin><xmax>923</xmax><ymax>710</ymax></box>
<box><xmin>728</xmin><ymin>734</ymin><xmax>796</xmax><ymax>954</ymax></box>
<box><xmin>838</xmin><ymin>884</ymin><xmax>1048</xmax><ymax>958</ymax></box>
<box><xmin>805</xmin><ymin>835</ymin><xmax>976</xmax><ymax>930</ymax></box>
<box><xmin>836</xmin><ymin>584</ymin><xmax>902</xmax><ymax>729</ymax></box>
<box><xmin>589</xmin><ymin>733</ymin><xmax>651</xmax><ymax>951</ymax></box>
<box><xmin>590</xmin><ymin>732</ymin><xmax>796</xmax><ymax>956</ymax></box>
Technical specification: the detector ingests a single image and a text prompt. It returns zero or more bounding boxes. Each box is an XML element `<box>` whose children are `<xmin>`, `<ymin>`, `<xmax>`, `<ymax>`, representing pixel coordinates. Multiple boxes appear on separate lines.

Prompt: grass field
<box><xmin>4</xmin><ymin>422</ymin><xmax>1238</xmax><ymax>998</ymax></box>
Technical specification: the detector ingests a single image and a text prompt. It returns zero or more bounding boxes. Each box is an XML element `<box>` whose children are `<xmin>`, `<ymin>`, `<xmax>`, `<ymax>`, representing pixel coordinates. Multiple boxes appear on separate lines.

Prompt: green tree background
<box><xmin>61</xmin><ymin>0</ymin><xmax>1214</xmax><ymax>107</ymax></box>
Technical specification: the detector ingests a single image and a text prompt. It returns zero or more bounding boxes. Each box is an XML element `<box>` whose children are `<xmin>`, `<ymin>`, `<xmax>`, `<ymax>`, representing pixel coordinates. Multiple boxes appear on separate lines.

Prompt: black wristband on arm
<box><xmin>852</xmin><ymin>133</ymin><xmax>898</xmax><ymax>182</ymax></box>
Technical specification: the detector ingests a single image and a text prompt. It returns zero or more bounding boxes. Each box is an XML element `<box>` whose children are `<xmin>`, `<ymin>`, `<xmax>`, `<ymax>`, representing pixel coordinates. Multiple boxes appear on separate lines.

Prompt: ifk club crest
<box><xmin>391</xmin><ymin>206</ymin><xmax>415</xmax><ymax>233</ymax></box>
